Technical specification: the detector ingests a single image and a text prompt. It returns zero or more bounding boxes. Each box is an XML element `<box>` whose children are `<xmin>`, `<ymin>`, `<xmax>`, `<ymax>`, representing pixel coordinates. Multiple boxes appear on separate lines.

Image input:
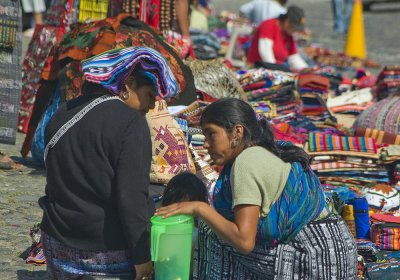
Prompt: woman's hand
<box><xmin>155</xmin><ymin>201</ymin><xmax>207</xmax><ymax>218</ymax></box>
<box><xmin>134</xmin><ymin>261</ymin><xmax>153</xmax><ymax>280</ymax></box>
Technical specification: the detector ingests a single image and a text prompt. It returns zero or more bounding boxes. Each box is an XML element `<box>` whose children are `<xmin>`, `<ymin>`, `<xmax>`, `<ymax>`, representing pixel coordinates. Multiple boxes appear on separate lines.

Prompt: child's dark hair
<box><xmin>162</xmin><ymin>172</ymin><xmax>208</xmax><ymax>206</ymax></box>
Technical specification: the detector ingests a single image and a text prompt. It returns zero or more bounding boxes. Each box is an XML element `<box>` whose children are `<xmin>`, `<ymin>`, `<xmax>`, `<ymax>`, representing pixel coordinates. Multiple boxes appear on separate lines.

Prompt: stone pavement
<box><xmin>0</xmin><ymin>132</ymin><xmax>47</xmax><ymax>279</ymax></box>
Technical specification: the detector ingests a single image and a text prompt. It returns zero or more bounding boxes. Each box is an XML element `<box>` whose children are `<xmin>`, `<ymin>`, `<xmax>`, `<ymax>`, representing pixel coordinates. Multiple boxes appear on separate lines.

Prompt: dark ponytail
<box><xmin>201</xmin><ymin>98</ymin><xmax>309</xmax><ymax>167</ymax></box>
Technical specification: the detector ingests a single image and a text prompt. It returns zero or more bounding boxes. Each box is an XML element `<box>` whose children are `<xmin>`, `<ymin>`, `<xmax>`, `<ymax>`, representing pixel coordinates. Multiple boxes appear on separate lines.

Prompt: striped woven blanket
<box><xmin>308</xmin><ymin>132</ymin><xmax>377</xmax><ymax>154</ymax></box>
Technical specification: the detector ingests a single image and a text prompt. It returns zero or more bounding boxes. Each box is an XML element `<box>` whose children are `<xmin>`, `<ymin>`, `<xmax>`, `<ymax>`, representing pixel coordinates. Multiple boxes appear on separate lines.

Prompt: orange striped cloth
<box><xmin>308</xmin><ymin>132</ymin><xmax>377</xmax><ymax>154</ymax></box>
<box><xmin>354</xmin><ymin>127</ymin><xmax>400</xmax><ymax>145</ymax></box>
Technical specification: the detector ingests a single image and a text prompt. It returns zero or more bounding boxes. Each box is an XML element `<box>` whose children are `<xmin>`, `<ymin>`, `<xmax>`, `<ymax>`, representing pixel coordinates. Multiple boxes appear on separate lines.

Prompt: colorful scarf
<box><xmin>213</xmin><ymin>148</ymin><xmax>326</xmax><ymax>247</ymax></box>
<box><xmin>82</xmin><ymin>46</ymin><xmax>179</xmax><ymax>99</ymax></box>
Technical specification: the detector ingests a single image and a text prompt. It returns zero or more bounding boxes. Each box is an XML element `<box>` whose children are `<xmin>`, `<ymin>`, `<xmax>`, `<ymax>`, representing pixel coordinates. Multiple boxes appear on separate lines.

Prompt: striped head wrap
<box><xmin>81</xmin><ymin>47</ymin><xmax>179</xmax><ymax>99</ymax></box>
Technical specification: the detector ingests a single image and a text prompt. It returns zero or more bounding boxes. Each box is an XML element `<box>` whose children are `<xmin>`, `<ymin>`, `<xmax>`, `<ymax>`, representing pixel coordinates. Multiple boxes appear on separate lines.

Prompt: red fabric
<box><xmin>247</xmin><ymin>19</ymin><xmax>297</xmax><ymax>64</ymax></box>
<box><xmin>371</xmin><ymin>213</ymin><xmax>400</xmax><ymax>224</ymax></box>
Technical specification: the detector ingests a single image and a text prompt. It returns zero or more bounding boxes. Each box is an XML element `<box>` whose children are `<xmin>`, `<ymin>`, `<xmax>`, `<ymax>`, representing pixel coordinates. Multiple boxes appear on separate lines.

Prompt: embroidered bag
<box><xmin>146</xmin><ymin>100</ymin><xmax>195</xmax><ymax>184</ymax></box>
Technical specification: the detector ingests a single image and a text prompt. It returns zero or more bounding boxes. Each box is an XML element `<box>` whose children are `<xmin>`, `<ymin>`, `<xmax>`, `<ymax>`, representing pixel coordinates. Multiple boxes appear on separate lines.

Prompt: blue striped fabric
<box><xmin>213</xmin><ymin>159</ymin><xmax>327</xmax><ymax>247</ymax></box>
<box><xmin>82</xmin><ymin>47</ymin><xmax>179</xmax><ymax>99</ymax></box>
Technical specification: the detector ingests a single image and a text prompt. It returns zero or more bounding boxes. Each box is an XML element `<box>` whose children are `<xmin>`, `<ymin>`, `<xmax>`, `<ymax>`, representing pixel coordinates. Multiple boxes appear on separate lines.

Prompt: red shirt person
<box><xmin>247</xmin><ymin>6</ymin><xmax>308</xmax><ymax>70</ymax></box>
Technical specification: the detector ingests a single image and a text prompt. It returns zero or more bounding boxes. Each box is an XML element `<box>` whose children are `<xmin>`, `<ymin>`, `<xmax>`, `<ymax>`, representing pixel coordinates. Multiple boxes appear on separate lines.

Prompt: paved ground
<box><xmin>0</xmin><ymin>1</ymin><xmax>399</xmax><ymax>279</ymax></box>
<box><xmin>0</xmin><ymin>133</ymin><xmax>47</xmax><ymax>279</ymax></box>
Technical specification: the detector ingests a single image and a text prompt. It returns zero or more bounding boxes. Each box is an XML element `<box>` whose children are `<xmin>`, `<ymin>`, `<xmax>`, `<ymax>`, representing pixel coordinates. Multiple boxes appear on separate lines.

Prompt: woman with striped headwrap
<box><xmin>39</xmin><ymin>47</ymin><xmax>179</xmax><ymax>280</ymax></box>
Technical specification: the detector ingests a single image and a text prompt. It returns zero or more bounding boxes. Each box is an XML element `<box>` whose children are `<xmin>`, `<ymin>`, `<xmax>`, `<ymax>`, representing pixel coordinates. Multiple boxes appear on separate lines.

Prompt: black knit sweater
<box><xmin>39</xmin><ymin>93</ymin><xmax>152</xmax><ymax>264</ymax></box>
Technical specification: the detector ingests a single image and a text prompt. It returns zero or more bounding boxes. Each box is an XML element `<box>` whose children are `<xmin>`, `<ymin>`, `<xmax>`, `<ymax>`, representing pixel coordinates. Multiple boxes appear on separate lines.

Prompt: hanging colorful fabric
<box><xmin>19</xmin><ymin>25</ymin><xmax>64</xmax><ymax>133</ymax></box>
<box><xmin>0</xmin><ymin>17</ymin><xmax>17</xmax><ymax>51</ymax></box>
<box><xmin>78</xmin><ymin>0</ymin><xmax>109</xmax><ymax>23</ymax></box>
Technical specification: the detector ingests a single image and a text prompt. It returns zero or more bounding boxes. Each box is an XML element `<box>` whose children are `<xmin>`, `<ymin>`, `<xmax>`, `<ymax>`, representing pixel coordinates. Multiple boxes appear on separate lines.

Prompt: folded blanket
<box><xmin>308</xmin><ymin>132</ymin><xmax>377</xmax><ymax>154</ymax></box>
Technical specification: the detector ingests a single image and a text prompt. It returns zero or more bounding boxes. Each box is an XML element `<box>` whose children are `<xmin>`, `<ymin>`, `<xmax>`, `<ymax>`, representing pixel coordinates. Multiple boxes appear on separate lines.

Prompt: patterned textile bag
<box><xmin>146</xmin><ymin>100</ymin><xmax>196</xmax><ymax>184</ymax></box>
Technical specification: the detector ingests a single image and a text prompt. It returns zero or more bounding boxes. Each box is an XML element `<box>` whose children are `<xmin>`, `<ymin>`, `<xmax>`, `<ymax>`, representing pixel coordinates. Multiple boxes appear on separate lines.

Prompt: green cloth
<box><xmin>230</xmin><ymin>146</ymin><xmax>291</xmax><ymax>217</ymax></box>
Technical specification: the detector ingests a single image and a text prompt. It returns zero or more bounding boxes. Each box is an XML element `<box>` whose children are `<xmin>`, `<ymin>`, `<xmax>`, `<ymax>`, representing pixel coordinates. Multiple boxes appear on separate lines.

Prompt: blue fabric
<box><xmin>350</xmin><ymin>197</ymin><xmax>370</xmax><ymax>239</ymax></box>
<box><xmin>213</xmin><ymin>146</ymin><xmax>327</xmax><ymax>247</ymax></box>
<box><xmin>324</xmin><ymin>186</ymin><xmax>356</xmax><ymax>203</ymax></box>
<box><xmin>31</xmin><ymin>86</ymin><xmax>62</xmax><ymax>166</ymax></box>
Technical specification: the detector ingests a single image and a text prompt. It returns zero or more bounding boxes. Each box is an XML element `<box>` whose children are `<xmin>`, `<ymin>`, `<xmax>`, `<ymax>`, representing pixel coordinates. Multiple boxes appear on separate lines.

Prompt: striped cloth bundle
<box><xmin>308</xmin><ymin>132</ymin><xmax>377</xmax><ymax>154</ymax></box>
<box><xmin>354</xmin><ymin>127</ymin><xmax>400</xmax><ymax>145</ymax></box>
<box><xmin>82</xmin><ymin>47</ymin><xmax>179</xmax><ymax>99</ymax></box>
<box><xmin>311</xmin><ymin>161</ymin><xmax>373</xmax><ymax>171</ymax></box>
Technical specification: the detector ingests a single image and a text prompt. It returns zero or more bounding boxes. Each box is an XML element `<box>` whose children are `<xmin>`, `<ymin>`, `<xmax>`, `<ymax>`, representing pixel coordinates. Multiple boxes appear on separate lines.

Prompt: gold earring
<box><xmin>121</xmin><ymin>91</ymin><xmax>130</xmax><ymax>100</ymax></box>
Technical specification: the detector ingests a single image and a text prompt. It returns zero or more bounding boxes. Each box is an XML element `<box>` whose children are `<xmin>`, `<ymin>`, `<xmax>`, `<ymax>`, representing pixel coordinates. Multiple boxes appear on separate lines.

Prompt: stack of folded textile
<box><xmin>356</xmin><ymin>240</ymin><xmax>380</xmax><ymax>262</ymax></box>
<box><xmin>173</xmin><ymin>100</ymin><xmax>210</xmax><ymax>128</ymax></box>
<box><xmin>236</xmin><ymin>68</ymin><xmax>301</xmax><ymax>115</ymax></box>
<box><xmin>190</xmin><ymin>29</ymin><xmax>221</xmax><ymax>60</ymax></box>
<box><xmin>250</xmin><ymin>101</ymin><xmax>277</xmax><ymax>119</ymax></box>
<box><xmin>307</xmin><ymin>132</ymin><xmax>390</xmax><ymax>192</ymax></box>
<box><xmin>298</xmin><ymin>73</ymin><xmax>331</xmax><ymax>96</ymax></box>
<box><xmin>327</xmin><ymin>88</ymin><xmax>374</xmax><ymax>115</ymax></box>
<box><xmin>297</xmin><ymin>73</ymin><xmax>336</xmax><ymax>122</ymax></box>
<box><xmin>375</xmin><ymin>65</ymin><xmax>400</xmax><ymax>100</ymax></box>
<box><xmin>272</xmin><ymin>122</ymin><xmax>307</xmax><ymax>145</ymax></box>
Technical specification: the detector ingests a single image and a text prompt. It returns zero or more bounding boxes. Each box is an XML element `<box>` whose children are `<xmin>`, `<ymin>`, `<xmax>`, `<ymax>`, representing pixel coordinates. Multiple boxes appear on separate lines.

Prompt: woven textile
<box><xmin>214</xmin><ymin>160</ymin><xmax>327</xmax><ymax>247</ymax></box>
<box><xmin>78</xmin><ymin>0</ymin><xmax>108</xmax><ymax>22</ymax></box>
<box><xmin>146</xmin><ymin>100</ymin><xmax>195</xmax><ymax>184</ymax></box>
<box><xmin>82</xmin><ymin>46</ymin><xmax>179</xmax><ymax>99</ymax></box>
<box><xmin>190</xmin><ymin>146</ymin><xmax>219</xmax><ymax>202</ymax></box>
<box><xmin>194</xmin><ymin>216</ymin><xmax>357</xmax><ymax>280</ymax></box>
<box><xmin>366</xmin><ymin>261</ymin><xmax>400</xmax><ymax>280</ymax></box>
<box><xmin>308</xmin><ymin>132</ymin><xmax>377</xmax><ymax>154</ymax></box>
<box><xmin>376</xmin><ymin>66</ymin><xmax>400</xmax><ymax>100</ymax></box>
<box><xmin>236</xmin><ymin>68</ymin><xmax>296</xmax><ymax>87</ymax></box>
<box><xmin>298</xmin><ymin>73</ymin><xmax>330</xmax><ymax>91</ymax></box>
<box><xmin>19</xmin><ymin>25</ymin><xmax>64</xmax><ymax>133</ymax></box>
<box><xmin>353</xmin><ymin>95</ymin><xmax>400</xmax><ymax>135</ymax></box>
<box><xmin>354</xmin><ymin>127</ymin><xmax>400</xmax><ymax>145</ymax></box>
<box><xmin>0</xmin><ymin>0</ymin><xmax>21</xmax><ymax>144</ymax></box>
<box><xmin>41</xmin><ymin>231</ymin><xmax>135</xmax><ymax>278</ymax></box>
<box><xmin>371</xmin><ymin>223</ymin><xmax>400</xmax><ymax>251</ymax></box>
<box><xmin>173</xmin><ymin>100</ymin><xmax>209</xmax><ymax>127</ymax></box>
<box><xmin>311</xmin><ymin>161</ymin><xmax>376</xmax><ymax>171</ymax></box>
<box><xmin>0</xmin><ymin>16</ymin><xmax>17</xmax><ymax>51</ymax></box>
<box><xmin>356</xmin><ymin>239</ymin><xmax>379</xmax><ymax>262</ymax></box>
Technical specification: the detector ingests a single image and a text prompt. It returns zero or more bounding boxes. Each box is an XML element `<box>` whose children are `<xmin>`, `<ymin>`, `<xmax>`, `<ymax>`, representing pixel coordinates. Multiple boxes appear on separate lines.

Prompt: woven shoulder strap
<box><xmin>44</xmin><ymin>95</ymin><xmax>121</xmax><ymax>164</ymax></box>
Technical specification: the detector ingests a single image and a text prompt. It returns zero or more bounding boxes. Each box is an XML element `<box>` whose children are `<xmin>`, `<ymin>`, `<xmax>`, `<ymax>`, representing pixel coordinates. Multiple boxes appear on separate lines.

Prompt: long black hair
<box><xmin>200</xmin><ymin>98</ymin><xmax>309</xmax><ymax>167</ymax></box>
